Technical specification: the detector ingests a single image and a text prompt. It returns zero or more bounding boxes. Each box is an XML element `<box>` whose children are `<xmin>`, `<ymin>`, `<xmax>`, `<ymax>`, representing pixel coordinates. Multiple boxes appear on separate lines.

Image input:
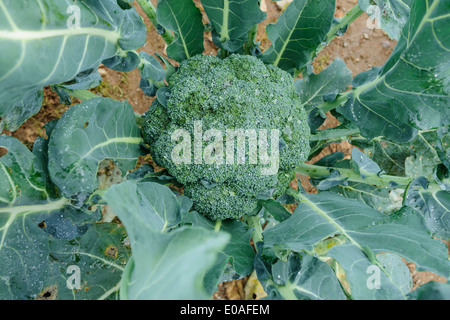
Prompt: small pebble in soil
<box><xmin>381</xmin><ymin>40</ymin><xmax>391</xmax><ymax>49</ymax></box>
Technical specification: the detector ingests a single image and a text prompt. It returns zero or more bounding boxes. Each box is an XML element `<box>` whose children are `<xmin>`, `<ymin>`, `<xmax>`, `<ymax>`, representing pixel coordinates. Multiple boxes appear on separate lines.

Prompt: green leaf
<box><xmin>57</xmin><ymin>68</ymin><xmax>102</xmax><ymax>91</ymax></box>
<box><xmin>405</xmin><ymin>177</ymin><xmax>450</xmax><ymax>240</ymax></box>
<box><xmin>309</xmin><ymin>150</ymin><xmax>400</xmax><ymax>196</ymax></box>
<box><xmin>0</xmin><ymin>135</ymin><xmax>100</xmax><ymax>299</ymax></box>
<box><xmin>338</xmin><ymin>0</ymin><xmax>450</xmax><ymax>142</ymax></box>
<box><xmin>117</xmin><ymin>0</ymin><xmax>134</xmax><ymax>10</ymax></box>
<box><xmin>102</xmin><ymin>50</ymin><xmax>141</xmax><ymax>73</ymax></box>
<box><xmin>295</xmin><ymin>58</ymin><xmax>352</xmax><ymax>108</ymax></box>
<box><xmin>260</xmin><ymin>199</ymin><xmax>292</xmax><ymax>222</ymax></box>
<box><xmin>329</xmin><ymin>182</ymin><xmax>403</xmax><ymax>214</ymax></box>
<box><xmin>350</xmin><ymin>148</ymin><xmax>382</xmax><ymax>176</ymax></box>
<box><xmin>52</xmin><ymin>68</ymin><xmax>103</xmax><ymax>105</ymax></box>
<box><xmin>408</xmin><ymin>281</ymin><xmax>450</xmax><ymax>300</ymax></box>
<box><xmin>328</xmin><ymin>245</ymin><xmax>413</xmax><ymax>299</ymax></box>
<box><xmin>103</xmin><ymin>181</ymin><xmax>230</xmax><ymax>300</ymax></box>
<box><xmin>313</xmin><ymin>152</ymin><xmax>345</xmax><ymax>167</ymax></box>
<box><xmin>263</xmin><ymin>192</ymin><xmax>385</xmax><ymax>252</ymax></box>
<box><xmin>0</xmin><ymin>135</ymin><xmax>53</xmax><ymax>207</ymax></box>
<box><xmin>156</xmin><ymin>87</ymin><xmax>171</xmax><ymax>108</ymax></box>
<box><xmin>0</xmin><ymin>89</ymin><xmax>43</xmax><ymax>132</ymax></box>
<box><xmin>139</xmin><ymin>52</ymin><xmax>166</xmax><ymax>83</ymax></box>
<box><xmin>261</xmin><ymin>0</ymin><xmax>336</xmax><ymax>74</ymax></box>
<box><xmin>156</xmin><ymin>0</ymin><xmax>205</xmax><ymax>62</ymax></box>
<box><xmin>48</xmin><ymin>98</ymin><xmax>144</xmax><ymax>197</ymax></box>
<box><xmin>263</xmin><ymin>192</ymin><xmax>450</xmax><ymax>279</ymax></box>
<box><xmin>185</xmin><ymin>211</ymin><xmax>255</xmax><ymax>294</ymax></box>
<box><xmin>104</xmin><ymin>181</ymin><xmax>182</xmax><ymax>233</ymax></box>
<box><xmin>436</xmin><ymin>127</ymin><xmax>450</xmax><ymax>169</ymax></box>
<box><xmin>404</xmin><ymin>130</ymin><xmax>443</xmax><ymax>180</ymax></box>
<box><xmin>155</xmin><ymin>52</ymin><xmax>178</xmax><ymax>81</ymax></box>
<box><xmin>0</xmin><ymin>0</ymin><xmax>146</xmax><ymax>130</ymax></box>
<box><xmin>359</xmin><ymin>137</ymin><xmax>412</xmax><ymax>177</ymax></box>
<box><xmin>355</xmin><ymin>129</ymin><xmax>445</xmax><ymax>179</ymax></box>
<box><xmin>32</xmin><ymin>120</ymin><xmax>59</xmax><ymax>197</ymax></box>
<box><xmin>185</xmin><ymin>211</ymin><xmax>255</xmax><ymax>282</ymax></box>
<box><xmin>359</xmin><ymin>0</ymin><xmax>412</xmax><ymax>40</ymax></box>
<box><xmin>200</xmin><ymin>0</ymin><xmax>266</xmax><ymax>52</ymax></box>
<box><xmin>121</xmin><ymin>227</ymin><xmax>229</xmax><ymax>300</ymax></box>
<box><xmin>255</xmin><ymin>252</ymin><xmax>346</xmax><ymax>300</ymax></box>
<box><xmin>44</xmin><ymin>223</ymin><xmax>129</xmax><ymax>300</ymax></box>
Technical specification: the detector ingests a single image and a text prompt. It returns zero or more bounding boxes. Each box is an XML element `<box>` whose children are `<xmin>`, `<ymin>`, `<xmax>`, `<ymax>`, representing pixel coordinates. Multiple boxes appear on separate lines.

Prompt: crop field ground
<box><xmin>1</xmin><ymin>0</ymin><xmax>449</xmax><ymax>300</ymax></box>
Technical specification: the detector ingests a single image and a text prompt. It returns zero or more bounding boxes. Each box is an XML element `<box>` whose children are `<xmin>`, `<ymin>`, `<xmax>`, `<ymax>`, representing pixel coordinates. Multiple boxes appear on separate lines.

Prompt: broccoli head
<box><xmin>142</xmin><ymin>54</ymin><xmax>310</xmax><ymax>221</ymax></box>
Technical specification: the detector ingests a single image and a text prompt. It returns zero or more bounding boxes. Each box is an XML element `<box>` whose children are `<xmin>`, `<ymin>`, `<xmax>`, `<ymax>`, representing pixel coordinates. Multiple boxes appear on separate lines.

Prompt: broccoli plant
<box><xmin>0</xmin><ymin>0</ymin><xmax>449</xmax><ymax>301</ymax></box>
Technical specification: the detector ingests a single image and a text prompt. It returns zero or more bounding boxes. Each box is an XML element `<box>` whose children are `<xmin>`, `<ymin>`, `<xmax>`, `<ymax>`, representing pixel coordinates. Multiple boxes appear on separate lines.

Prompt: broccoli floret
<box><xmin>142</xmin><ymin>99</ymin><xmax>170</xmax><ymax>144</ymax></box>
<box><xmin>142</xmin><ymin>54</ymin><xmax>310</xmax><ymax>220</ymax></box>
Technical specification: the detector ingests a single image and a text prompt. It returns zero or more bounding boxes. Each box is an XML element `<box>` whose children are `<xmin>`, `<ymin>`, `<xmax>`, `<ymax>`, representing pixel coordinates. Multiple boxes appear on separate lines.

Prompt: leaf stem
<box><xmin>316</xmin><ymin>4</ymin><xmax>364</xmax><ymax>55</ymax></box>
<box><xmin>247</xmin><ymin>215</ymin><xmax>263</xmax><ymax>250</ymax></box>
<box><xmin>295</xmin><ymin>163</ymin><xmax>413</xmax><ymax>188</ymax></box>
<box><xmin>214</xmin><ymin>220</ymin><xmax>222</xmax><ymax>232</ymax></box>
<box><xmin>66</xmin><ymin>89</ymin><xmax>99</xmax><ymax>101</ymax></box>
<box><xmin>315</xmin><ymin>91</ymin><xmax>351</xmax><ymax>113</ymax></box>
<box><xmin>309</xmin><ymin>125</ymin><xmax>361</xmax><ymax>141</ymax></box>
<box><xmin>243</xmin><ymin>24</ymin><xmax>259</xmax><ymax>55</ymax></box>
<box><xmin>135</xmin><ymin>0</ymin><xmax>174</xmax><ymax>45</ymax></box>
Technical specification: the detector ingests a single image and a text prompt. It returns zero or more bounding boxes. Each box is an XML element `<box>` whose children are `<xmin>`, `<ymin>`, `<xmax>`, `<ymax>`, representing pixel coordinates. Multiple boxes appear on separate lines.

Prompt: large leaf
<box><xmin>337</xmin><ymin>0</ymin><xmax>450</xmax><ymax>142</ymax></box>
<box><xmin>328</xmin><ymin>245</ymin><xmax>413</xmax><ymax>299</ymax></box>
<box><xmin>354</xmin><ymin>129</ymin><xmax>446</xmax><ymax>179</ymax></box>
<box><xmin>408</xmin><ymin>281</ymin><xmax>450</xmax><ymax>300</ymax></box>
<box><xmin>43</xmin><ymin>223</ymin><xmax>130</xmax><ymax>300</ymax></box>
<box><xmin>0</xmin><ymin>0</ymin><xmax>146</xmax><ymax>131</ymax></box>
<box><xmin>261</xmin><ymin>0</ymin><xmax>336</xmax><ymax>74</ymax></box>
<box><xmin>405</xmin><ymin>177</ymin><xmax>450</xmax><ymax>240</ymax></box>
<box><xmin>104</xmin><ymin>181</ymin><xmax>182</xmax><ymax>233</ymax></box>
<box><xmin>200</xmin><ymin>0</ymin><xmax>266</xmax><ymax>52</ymax></box>
<box><xmin>262</xmin><ymin>192</ymin><xmax>450</xmax><ymax>299</ymax></box>
<box><xmin>255</xmin><ymin>252</ymin><xmax>346</xmax><ymax>300</ymax></box>
<box><xmin>185</xmin><ymin>211</ymin><xmax>255</xmax><ymax>293</ymax></box>
<box><xmin>357</xmin><ymin>137</ymin><xmax>413</xmax><ymax>177</ymax></box>
<box><xmin>359</xmin><ymin>0</ymin><xmax>412</xmax><ymax>40</ymax></box>
<box><xmin>0</xmin><ymin>135</ymin><xmax>100</xmax><ymax>299</ymax></box>
<box><xmin>156</xmin><ymin>0</ymin><xmax>205</xmax><ymax>62</ymax></box>
<box><xmin>329</xmin><ymin>182</ymin><xmax>403</xmax><ymax>214</ymax></box>
<box><xmin>48</xmin><ymin>97</ymin><xmax>144</xmax><ymax>197</ymax></box>
<box><xmin>263</xmin><ymin>192</ymin><xmax>386</xmax><ymax>252</ymax></box>
<box><xmin>103</xmin><ymin>181</ymin><xmax>230</xmax><ymax>300</ymax></box>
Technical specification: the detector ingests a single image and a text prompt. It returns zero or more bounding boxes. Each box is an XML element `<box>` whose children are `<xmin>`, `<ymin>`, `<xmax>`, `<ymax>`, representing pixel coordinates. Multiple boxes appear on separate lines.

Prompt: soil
<box><xmin>2</xmin><ymin>0</ymin><xmax>447</xmax><ymax>300</ymax></box>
